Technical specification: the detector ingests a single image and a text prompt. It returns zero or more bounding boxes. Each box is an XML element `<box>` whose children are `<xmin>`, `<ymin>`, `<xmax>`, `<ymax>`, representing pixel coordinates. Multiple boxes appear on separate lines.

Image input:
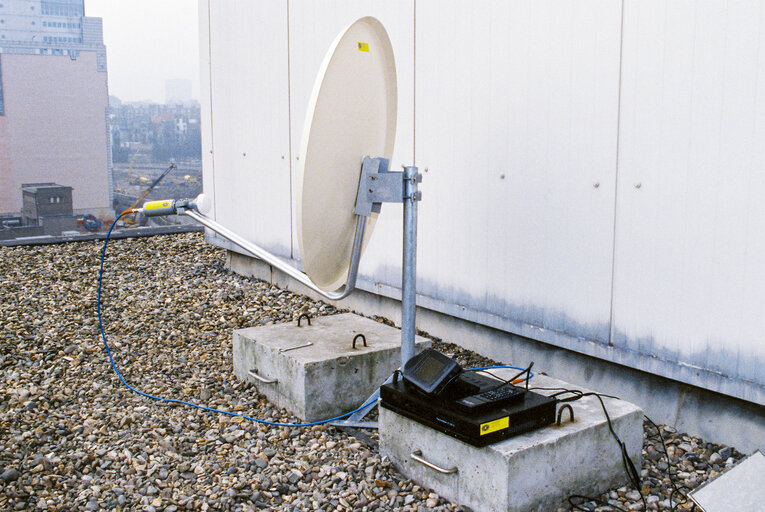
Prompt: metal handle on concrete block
<box><xmin>352</xmin><ymin>333</ymin><xmax>367</xmax><ymax>349</ymax></box>
<box><xmin>279</xmin><ymin>342</ymin><xmax>313</xmax><ymax>353</ymax></box>
<box><xmin>247</xmin><ymin>369</ymin><xmax>278</xmax><ymax>384</ymax></box>
<box><xmin>557</xmin><ymin>404</ymin><xmax>575</xmax><ymax>425</ymax></box>
<box><xmin>410</xmin><ymin>450</ymin><xmax>458</xmax><ymax>474</ymax></box>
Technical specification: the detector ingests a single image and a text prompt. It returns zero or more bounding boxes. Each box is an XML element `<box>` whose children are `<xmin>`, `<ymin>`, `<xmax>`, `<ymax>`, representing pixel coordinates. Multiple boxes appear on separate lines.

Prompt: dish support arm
<box><xmin>180</xmin><ymin>208</ymin><xmax>366</xmax><ymax>302</ymax></box>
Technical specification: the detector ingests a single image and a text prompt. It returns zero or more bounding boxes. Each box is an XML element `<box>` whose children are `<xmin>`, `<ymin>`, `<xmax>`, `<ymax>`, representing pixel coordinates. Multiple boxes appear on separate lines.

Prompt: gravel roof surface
<box><xmin>0</xmin><ymin>232</ymin><xmax>745</xmax><ymax>512</ymax></box>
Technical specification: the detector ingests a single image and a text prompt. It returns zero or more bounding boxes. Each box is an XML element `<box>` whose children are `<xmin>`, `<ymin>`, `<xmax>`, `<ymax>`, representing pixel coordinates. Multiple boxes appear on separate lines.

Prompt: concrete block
<box><xmin>233</xmin><ymin>313</ymin><xmax>430</xmax><ymax>421</ymax></box>
<box><xmin>380</xmin><ymin>373</ymin><xmax>643</xmax><ymax>512</ymax></box>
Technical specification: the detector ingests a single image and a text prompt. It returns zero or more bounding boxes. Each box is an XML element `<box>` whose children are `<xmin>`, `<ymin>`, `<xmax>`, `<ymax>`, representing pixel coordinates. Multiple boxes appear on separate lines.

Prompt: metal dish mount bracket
<box><xmin>354</xmin><ymin>156</ymin><xmax>422</xmax><ymax>216</ymax></box>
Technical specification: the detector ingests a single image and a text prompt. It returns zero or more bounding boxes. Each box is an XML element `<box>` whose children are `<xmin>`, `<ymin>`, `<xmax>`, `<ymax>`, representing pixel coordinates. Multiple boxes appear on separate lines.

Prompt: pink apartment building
<box><xmin>0</xmin><ymin>1</ymin><xmax>112</xmax><ymax>217</ymax></box>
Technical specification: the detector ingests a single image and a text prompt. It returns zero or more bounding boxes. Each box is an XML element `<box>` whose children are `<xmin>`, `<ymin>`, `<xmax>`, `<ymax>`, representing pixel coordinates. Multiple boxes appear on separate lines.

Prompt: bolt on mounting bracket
<box><xmin>354</xmin><ymin>157</ymin><xmax>421</xmax><ymax>217</ymax></box>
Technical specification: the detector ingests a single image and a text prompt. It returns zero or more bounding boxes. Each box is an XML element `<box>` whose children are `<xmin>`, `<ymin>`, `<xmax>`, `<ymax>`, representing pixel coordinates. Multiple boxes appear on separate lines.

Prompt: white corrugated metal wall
<box><xmin>199</xmin><ymin>0</ymin><xmax>765</xmax><ymax>406</ymax></box>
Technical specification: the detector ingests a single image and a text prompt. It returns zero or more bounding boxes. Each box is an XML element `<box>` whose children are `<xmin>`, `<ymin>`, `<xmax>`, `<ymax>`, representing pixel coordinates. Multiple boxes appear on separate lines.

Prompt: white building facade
<box><xmin>198</xmin><ymin>1</ymin><xmax>765</xmax><ymax>450</ymax></box>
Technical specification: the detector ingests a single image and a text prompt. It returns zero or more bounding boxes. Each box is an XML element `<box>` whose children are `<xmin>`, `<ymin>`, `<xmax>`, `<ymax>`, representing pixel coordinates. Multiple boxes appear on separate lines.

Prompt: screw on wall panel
<box><xmin>500</xmin><ymin>174</ymin><xmax>506</xmax><ymax>180</ymax></box>
<box><xmin>243</xmin><ymin>152</ymin><xmax>246</xmax><ymax>157</ymax></box>
<box><xmin>593</xmin><ymin>182</ymin><xmax>600</xmax><ymax>188</ymax></box>
<box><xmin>635</xmin><ymin>182</ymin><xmax>642</xmax><ymax>189</ymax></box>
<box><xmin>424</xmin><ymin>168</ymin><xmax>429</xmax><ymax>173</ymax></box>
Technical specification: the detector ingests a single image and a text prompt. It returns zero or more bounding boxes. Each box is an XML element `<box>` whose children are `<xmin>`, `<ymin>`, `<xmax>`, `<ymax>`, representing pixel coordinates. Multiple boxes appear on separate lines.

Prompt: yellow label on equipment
<box><xmin>145</xmin><ymin>200</ymin><xmax>172</xmax><ymax>210</ymax></box>
<box><xmin>480</xmin><ymin>416</ymin><xmax>509</xmax><ymax>436</ymax></box>
<box><xmin>357</xmin><ymin>42</ymin><xmax>369</xmax><ymax>52</ymax></box>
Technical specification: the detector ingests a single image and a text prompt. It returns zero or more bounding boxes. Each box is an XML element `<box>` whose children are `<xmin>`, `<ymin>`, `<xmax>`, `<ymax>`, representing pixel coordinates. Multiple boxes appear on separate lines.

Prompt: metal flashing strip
<box><xmin>689</xmin><ymin>451</ymin><xmax>765</xmax><ymax>512</ymax></box>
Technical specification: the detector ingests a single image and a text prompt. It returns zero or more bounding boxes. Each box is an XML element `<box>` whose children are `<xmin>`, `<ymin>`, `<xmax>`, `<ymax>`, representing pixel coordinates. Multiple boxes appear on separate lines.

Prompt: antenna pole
<box><xmin>401</xmin><ymin>165</ymin><xmax>421</xmax><ymax>368</ymax></box>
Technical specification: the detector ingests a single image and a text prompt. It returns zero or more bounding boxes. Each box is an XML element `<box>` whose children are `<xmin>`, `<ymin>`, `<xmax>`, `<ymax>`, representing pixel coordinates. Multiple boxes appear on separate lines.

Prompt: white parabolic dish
<box><xmin>296</xmin><ymin>16</ymin><xmax>398</xmax><ymax>292</ymax></box>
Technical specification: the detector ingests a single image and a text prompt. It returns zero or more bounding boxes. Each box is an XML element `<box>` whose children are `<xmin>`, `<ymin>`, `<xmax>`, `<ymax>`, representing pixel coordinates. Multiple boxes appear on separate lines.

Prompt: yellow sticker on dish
<box><xmin>357</xmin><ymin>42</ymin><xmax>369</xmax><ymax>52</ymax></box>
<box><xmin>480</xmin><ymin>416</ymin><xmax>509</xmax><ymax>436</ymax></box>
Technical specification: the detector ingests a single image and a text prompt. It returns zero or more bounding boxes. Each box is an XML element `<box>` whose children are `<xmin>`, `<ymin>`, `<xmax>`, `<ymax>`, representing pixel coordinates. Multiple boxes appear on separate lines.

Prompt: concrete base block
<box><xmin>380</xmin><ymin>373</ymin><xmax>643</xmax><ymax>512</ymax></box>
<box><xmin>233</xmin><ymin>313</ymin><xmax>430</xmax><ymax>421</ymax></box>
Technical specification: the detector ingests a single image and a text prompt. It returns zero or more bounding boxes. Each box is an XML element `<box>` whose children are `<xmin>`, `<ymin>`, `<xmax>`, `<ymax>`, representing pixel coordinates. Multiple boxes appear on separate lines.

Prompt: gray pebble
<box><xmin>1</xmin><ymin>469</ymin><xmax>20</xmax><ymax>483</ymax></box>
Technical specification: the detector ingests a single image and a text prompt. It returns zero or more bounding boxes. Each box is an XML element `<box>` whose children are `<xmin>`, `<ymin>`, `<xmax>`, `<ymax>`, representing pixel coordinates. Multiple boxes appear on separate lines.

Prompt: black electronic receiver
<box><xmin>380</xmin><ymin>349</ymin><xmax>556</xmax><ymax>446</ymax></box>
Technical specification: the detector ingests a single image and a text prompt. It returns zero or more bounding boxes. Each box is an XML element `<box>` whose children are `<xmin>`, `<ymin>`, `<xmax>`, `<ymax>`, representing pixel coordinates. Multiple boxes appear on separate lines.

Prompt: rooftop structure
<box><xmin>20</xmin><ymin>182</ymin><xmax>72</xmax><ymax>225</ymax></box>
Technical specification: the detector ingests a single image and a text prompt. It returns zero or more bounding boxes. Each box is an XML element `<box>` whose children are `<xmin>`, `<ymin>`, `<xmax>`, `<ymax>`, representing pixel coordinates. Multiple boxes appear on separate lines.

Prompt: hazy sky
<box><xmin>85</xmin><ymin>0</ymin><xmax>200</xmax><ymax>103</ymax></box>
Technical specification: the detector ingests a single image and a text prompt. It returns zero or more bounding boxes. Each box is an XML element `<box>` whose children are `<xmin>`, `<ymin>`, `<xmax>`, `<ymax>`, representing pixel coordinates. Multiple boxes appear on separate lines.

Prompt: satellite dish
<box><xmin>296</xmin><ymin>16</ymin><xmax>398</xmax><ymax>292</ymax></box>
<box><xmin>144</xmin><ymin>15</ymin><xmax>419</xmax><ymax>366</ymax></box>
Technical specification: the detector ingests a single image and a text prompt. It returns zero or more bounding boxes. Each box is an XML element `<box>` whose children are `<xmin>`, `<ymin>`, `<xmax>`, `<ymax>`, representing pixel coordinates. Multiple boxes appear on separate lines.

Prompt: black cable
<box><xmin>474</xmin><ymin>361</ymin><xmax>534</xmax><ymax>392</ymax></box>
<box><xmin>644</xmin><ymin>415</ymin><xmax>697</xmax><ymax>512</ymax></box>
<box><xmin>529</xmin><ymin>386</ymin><xmax>620</xmax><ymax>402</ymax></box>
<box><xmin>530</xmin><ymin>386</ymin><xmax>646</xmax><ymax>512</ymax></box>
<box><xmin>568</xmin><ymin>494</ymin><xmax>630</xmax><ymax>512</ymax></box>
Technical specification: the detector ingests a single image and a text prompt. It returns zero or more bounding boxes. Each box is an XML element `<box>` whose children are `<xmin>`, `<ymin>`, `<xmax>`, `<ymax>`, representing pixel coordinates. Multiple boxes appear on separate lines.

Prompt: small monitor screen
<box><xmin>416</xmin><ymin>356</ymin><xmax>446</xmax><ymax>383</ymax></box>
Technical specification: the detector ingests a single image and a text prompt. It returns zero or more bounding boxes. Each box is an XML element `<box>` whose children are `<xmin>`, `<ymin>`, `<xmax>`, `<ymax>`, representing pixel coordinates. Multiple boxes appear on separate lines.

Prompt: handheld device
<box><xmin>402</xmin><ymin>348</ymin><xmax>462</xmax><ymax>395</ymax></box>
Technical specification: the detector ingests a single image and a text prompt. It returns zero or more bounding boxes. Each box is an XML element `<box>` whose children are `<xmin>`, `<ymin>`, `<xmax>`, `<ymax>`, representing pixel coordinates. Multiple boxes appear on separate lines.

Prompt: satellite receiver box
<box><xmin>380</xmin><ymin>350</ymin><xmax>557</xmax><ymax>447</ymax></box>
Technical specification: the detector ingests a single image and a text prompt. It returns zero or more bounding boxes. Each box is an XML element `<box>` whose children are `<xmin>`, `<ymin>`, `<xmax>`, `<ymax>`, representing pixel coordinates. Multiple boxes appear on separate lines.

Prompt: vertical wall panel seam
<box><xmin>206</xmin><ymin>0</ymin><xmax>218</xmax><ymax>219</ymax></box>
<box><xmin>608</xmin><ymin>0</ymin><xmax>626</xmax><ymax>347</ymax></box>
<box><xmin>286</xmin><ymin>0</ymin><xmax>294</xmax><ymax>258</ymax></box>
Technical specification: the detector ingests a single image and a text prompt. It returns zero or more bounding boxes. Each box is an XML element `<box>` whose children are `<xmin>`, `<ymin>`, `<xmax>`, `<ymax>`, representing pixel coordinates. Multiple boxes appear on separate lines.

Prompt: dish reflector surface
<box><xmin>296</xmin><ymin>17</ymin><xmax>397</xmax><ymax>292</ymax></box>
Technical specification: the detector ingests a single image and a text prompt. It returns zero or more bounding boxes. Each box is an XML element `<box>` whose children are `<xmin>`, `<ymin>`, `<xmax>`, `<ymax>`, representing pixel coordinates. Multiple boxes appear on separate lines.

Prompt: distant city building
<box><xmin>109</xmin><ymin>100</ymin><xmax>201</xmax><ymax>163</ymax></box>
<box><xmin>0</xmin><ymin>0</ymin><xmax>112</xmax><ymax>217</ymax></box>
<box><xmin>165</xmin><ymin>78</ymin><xmax>192</xmax><ymax>105</ymax></box>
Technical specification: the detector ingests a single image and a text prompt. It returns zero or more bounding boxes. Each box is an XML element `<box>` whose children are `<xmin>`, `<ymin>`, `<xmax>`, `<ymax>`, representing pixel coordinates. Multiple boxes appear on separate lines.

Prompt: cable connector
<box><xmin>133</xmin><ymin>194</ymin><xmax>211</xmax><ymax>218</ymax></box>
<box><xmin>140</xmin><ymin>199</ymin><xmax>178</xmax><ymax>217</ymax></box>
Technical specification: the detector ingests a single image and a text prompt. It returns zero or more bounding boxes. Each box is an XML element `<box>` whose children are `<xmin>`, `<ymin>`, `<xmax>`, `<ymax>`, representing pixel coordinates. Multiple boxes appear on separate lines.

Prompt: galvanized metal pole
<box><xmin>401</xmin><ymin>165</ymin><xmax>420</xmax><ymax>368</ymax></box>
